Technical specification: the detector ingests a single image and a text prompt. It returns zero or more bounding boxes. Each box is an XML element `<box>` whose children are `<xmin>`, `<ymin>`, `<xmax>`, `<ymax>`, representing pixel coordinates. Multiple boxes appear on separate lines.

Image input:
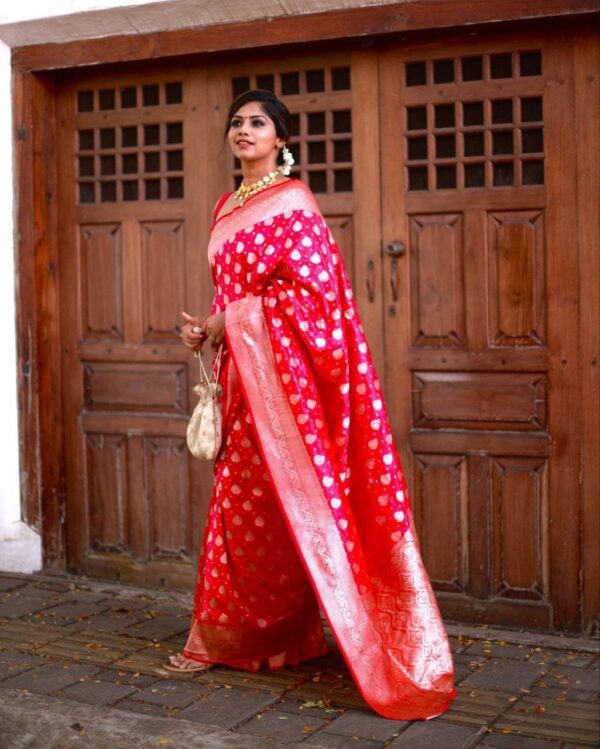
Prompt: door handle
<box><xmin>366</xmin><ymin>259</ymin><xmax>375</xmax><ymax>302</ymax></box>
<box><xmin>384</xmin><ymin>240</ymin><xmax>406</xmax><ymax>257</ymax></box>
<box><xmin>390</xmin><ymin>257</ymin><xmax>400</xmax><ymax>302</ymax></box>
<box><xmin>384</xmin><ymin>240</ymin><xmax>405</xmax><ymax>301</ymax></box>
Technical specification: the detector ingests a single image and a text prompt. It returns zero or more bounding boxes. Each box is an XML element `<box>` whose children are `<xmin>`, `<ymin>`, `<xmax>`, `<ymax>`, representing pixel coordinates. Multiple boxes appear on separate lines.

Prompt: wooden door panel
<box><xmin>412</xmin><ymin>453</ymin><xmax>468</xmax><ymax>594</ymax></box>
<box><xmin>140</xmin><ymin>220</ymin><xmax>185</xmax><ymax>341</ymax></box>
<box><xmin>144</xmin><ymin>435</ymin><xmax>193</xmax><ymax>559</ymax></box>
<box><xmin>486</xmin><ymin>209</ymin><xmax>545</xmax><ymax>346</ymax></box>
<box><xmin>79</xmin><ymin>223</ymin><xmax>123</xmax><ymax>339</ymax></box>
<box><xmin>380</xmin><ymin>32</ymin><xmax>563</xmax><ymax>629</ymax></box>
<box><xmin>86</xmin><ymin>433</ymin><xmax>129</xmax><ymax>554</ymax></box>
<box><xmin>83</xmin><ymin>362</ymin><xmax>187</xmax><ymax>413</ymax></box>
<box><xmin>57</xmin><ymin>68</ymin><xmax>214</xmax><ymax>586</ymax></box>
<box><xmin>491</xmin><ymin>456</ymin><xmax>549</xmax><ymax>601</ymax></box>
<box><xmin>408</xmin><ymin>213</ymin><xmax>466</xmax><ymax>347</ymax></box>
<box><xmin>412</xmin><ymin>371</ymin><xmax>547</xmax><ymax>431</ymax></box>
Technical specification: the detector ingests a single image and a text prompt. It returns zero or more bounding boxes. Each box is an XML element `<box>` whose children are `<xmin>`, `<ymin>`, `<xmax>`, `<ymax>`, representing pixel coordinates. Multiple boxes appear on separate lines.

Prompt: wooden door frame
<box><xmin>13</xmin><ymin>70</ymin><xmax>66</xmax><ymax>569</ymax></box>
<box><xmin>11</xmin><ymin>9</ymin><xmax>599</xmax><ymax>630</ymax></box>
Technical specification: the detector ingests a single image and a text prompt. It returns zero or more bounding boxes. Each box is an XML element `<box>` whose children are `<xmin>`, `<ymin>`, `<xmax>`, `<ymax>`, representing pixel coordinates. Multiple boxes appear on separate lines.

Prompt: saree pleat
<box><xmin>183</xmin><ymin>355</ymin><xmax>328</xmax><ymax>670</ymax></box>
<box><xmin>181</xmin><ymin>178</ymin><xmax>456</xmax><ymax>718</ymax></box>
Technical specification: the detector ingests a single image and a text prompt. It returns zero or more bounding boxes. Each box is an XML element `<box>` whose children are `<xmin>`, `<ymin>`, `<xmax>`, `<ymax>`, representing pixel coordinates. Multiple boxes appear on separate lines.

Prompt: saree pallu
<box><xmin>182</xmin><ymin>178</ymin><xmax>456</xmax><ymax>720</ymax></box>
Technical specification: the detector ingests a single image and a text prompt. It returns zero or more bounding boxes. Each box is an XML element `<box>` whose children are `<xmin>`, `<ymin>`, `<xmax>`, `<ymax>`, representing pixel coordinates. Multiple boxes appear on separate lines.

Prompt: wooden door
<box><xmin>54</xmin><ymin>33</ymin><xmax>586</xmax><ymax>631</ymax></box>
<box><xmin>380</xmin><ymin>31</ymin><xmax>580</xmax><ymax>630</ymax></box>
<box><xmin>56</xmin><ymin>67</ymin><xmax>218</xmax><ymax>586</ymax></box>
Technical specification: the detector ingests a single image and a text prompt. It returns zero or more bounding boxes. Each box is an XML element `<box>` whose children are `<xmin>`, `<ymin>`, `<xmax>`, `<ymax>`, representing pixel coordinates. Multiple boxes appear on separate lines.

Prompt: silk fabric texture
<box><xmin>182</xmin><ymin>178</ymin><xmax>456</xmax><ymax>720</ymax></box>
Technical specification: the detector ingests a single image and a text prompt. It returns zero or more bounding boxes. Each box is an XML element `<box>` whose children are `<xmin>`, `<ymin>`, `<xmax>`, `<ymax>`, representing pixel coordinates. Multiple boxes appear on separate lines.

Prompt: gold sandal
<box><xmin>163</xmin><ymin>654</ymin><xmax>214</xmax><ymax>673</ymax></box>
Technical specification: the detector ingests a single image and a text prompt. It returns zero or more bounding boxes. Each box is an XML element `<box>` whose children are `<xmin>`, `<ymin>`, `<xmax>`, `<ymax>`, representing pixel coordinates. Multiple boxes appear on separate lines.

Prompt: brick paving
<box><xmin>0</xmin><ymin>571</ymin><xmax>598</xmax><ymax>749</ymax></box>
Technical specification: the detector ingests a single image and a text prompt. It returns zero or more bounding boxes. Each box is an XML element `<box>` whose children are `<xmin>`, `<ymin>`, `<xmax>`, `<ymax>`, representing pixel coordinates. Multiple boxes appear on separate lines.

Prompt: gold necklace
<box><xmin>234</xmin><ymin>169</ymin><xmax>280</xmax><ymax>204</ymax></box>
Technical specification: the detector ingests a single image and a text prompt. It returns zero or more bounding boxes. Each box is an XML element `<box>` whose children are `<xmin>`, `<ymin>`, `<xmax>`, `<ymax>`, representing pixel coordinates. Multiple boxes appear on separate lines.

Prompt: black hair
<box><xmin>224</xmin><ymin>89</ymin><xmax>291</xmax><ymax>166</ymax></box>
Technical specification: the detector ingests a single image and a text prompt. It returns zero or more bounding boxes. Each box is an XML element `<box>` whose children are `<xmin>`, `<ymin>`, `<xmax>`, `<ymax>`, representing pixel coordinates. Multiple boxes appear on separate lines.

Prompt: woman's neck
<box><xmin>241</xmin><ymin>160</ymin><xmax>278</xmax><ymax>184</ymax></box>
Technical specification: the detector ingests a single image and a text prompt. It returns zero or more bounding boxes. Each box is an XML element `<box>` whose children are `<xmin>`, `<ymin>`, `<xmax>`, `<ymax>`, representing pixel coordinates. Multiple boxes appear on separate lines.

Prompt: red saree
<box><xmin>182</xmin><ymin>178</ymin><xmax>455</xmax><ymax>720</ymax></box>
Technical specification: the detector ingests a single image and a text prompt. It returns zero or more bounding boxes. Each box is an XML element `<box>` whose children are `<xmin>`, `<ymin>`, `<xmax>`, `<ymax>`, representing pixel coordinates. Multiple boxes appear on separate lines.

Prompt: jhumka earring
<box><xmin>278</xmin><ymin>145</ymin><xmax>295</xmax><ymax>176</ymax></box>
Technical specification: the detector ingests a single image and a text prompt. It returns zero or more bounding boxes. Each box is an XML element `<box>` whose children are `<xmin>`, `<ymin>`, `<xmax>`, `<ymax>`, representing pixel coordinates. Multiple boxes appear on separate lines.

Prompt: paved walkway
<box><xmin>0</xmin><ymin>571</ymin><xmax>597</xmax><ymax>749</ymax></box>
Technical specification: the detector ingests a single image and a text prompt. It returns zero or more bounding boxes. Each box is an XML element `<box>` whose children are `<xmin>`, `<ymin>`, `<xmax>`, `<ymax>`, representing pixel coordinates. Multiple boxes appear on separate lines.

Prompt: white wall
<box><xmin>0</xmin><ymin>0</ymin><xmax>167</xmax><ymax>25</ymax></box>
<box><xmin>0</xmin><ymin>0</ymin><xmax>168</xmax><ymax>572</ymax></box>
<box><xmin>0</xmin><ymin>39</ymin><xmax>21</xmax><ymax>533</ymax></box>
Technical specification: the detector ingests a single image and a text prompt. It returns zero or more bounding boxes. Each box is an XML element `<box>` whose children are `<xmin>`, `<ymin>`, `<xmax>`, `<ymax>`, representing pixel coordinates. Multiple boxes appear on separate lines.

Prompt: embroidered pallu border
<box><xmin>225</xmin><ymin>294</ymin><xmax>456</xmax><ymax>720</ymax></box>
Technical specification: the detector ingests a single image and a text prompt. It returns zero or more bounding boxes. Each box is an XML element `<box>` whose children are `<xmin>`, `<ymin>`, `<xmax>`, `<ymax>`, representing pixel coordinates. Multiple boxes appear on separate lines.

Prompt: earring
<box><xmin>278</xmin><ymin>145</ymin><xmax>295</xmax><ymax>176</ymax></box>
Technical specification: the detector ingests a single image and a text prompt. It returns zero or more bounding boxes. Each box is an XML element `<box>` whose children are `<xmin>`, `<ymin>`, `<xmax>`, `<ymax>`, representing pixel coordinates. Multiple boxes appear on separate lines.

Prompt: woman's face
<box><xmin>227</xmin><ymin>102</ymin><xmax>285</xmax><ymax>168</ymax></box>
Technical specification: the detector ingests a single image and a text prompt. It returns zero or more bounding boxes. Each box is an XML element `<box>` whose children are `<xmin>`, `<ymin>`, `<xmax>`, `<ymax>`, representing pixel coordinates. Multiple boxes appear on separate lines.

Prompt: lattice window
<box><xmin>230</xmin><ymin>67</ymin><xmax>352</xmax><ymax>194</ymax></box>
<box><xmin>403</xmin><ymin>50</ymin><xmax>544</xmax><ymax>191</ymax></box>
<box><xmin>75</xmin><ymin>81</ymin><xmax>184</xmax><ymax>204</ymax></box>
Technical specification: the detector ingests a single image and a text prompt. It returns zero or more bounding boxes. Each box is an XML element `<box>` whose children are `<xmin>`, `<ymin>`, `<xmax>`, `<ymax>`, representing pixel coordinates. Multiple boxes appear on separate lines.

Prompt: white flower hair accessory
<box><xmin>279</xmin><ymin>145</ymin><xmax>295</xmax><ymax>176</ymax></box>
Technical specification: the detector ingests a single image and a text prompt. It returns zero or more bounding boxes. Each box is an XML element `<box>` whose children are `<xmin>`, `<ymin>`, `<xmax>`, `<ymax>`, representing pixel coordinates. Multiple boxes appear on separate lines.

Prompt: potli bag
<box><xmin>186</xmin><ymin>344</ymin><xmax>223</xmax><ymax>460</ymax></box>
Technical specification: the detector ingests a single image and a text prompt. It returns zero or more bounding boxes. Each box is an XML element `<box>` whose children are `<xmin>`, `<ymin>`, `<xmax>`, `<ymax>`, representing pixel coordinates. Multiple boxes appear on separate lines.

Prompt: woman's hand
<box><xmin>201</xmin><ymin>312</ymin><xmax>226</xmax><ymax>349</ymax></box>
<box><xmin>180</xmin><ymin>311</ymin><xmax>207</xmax><ymax>351</ymax></box>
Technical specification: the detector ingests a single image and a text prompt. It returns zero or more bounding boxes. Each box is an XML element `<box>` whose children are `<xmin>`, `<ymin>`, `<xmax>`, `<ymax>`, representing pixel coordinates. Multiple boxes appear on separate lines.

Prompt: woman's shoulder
<box><xmin>278</xmin><ymin>177</ymin><xmax>321</xmax><ymax>215</ymax></box>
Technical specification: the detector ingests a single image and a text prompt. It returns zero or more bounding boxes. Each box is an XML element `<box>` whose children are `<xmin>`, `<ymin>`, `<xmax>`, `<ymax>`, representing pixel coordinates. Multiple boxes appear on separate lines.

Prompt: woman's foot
<box><xmin>267</xmin><ymin>651</ymin><xmax>286</xmax><ymax>670</ymax></box>
<box><xmin>163</xmin><ymin>652</ymin><xmax>214</xmax><ymax>673</ymax></box>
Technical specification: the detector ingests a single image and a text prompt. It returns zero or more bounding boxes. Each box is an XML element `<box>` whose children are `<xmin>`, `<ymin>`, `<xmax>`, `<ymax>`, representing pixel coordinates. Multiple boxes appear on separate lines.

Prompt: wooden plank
<box><xmin>544</xmin><ymin>33</ymin><xmax>581</xmax><ymax>632</ymax></box>
<box><xmin>56</xmin><ymin>80</ymin><xmax>85</xmax><ymax>572</ymax></box>
<box><xmin>12</xmin><ymin>71</ymin><xmax>40</xmax><ymax>531</ymax></box>
<box><xmin>13</xmin><ymin>71</ymin><xmax>66</xmax><ymax>568</ymax></box>
<box><xmin>350</xmin><ymin>50</ymin><xmax>384</xmax><ymax>377</ymax></box>
<box><xmin>184</xmin><ymin>67</ymin><xmax>218</xmax><ymax>554</ymax></box>
<box><xmin>81</xmin><ymin>412</ymin><xmax>187</xmax><ymax>437</ymax></box>
<box><xmin>468</xmin><ymin>454</ymin><xmax>490</xmax><ymax>599</ymax></box>
<box><xmin>122</xmin><ymin>220</ymin><xmax>143</xmax><ymax>343</ymax></box>
<box><xmin>76</xmin><ymin>202</ymin><xmax>185</xmax><ymax>224</ymax></box>
<box><xmin>574</xmin><ymin>29</ymin><xmax>600</xmax><ymax>635</ymax></box>
<box><xmin>407</xmin><ymin>349</ymin><xmax>549</xmax><ymax>372</ymax></box>
<box><xmin>33</xmin><ymin>73</ymin><xmax>66</xmax><ymax>570</ymax></box>
<box><xmin>78</xmin><ymin>342</ymin><xmax>192</xmax><ymax>363</ymax></box>
<box><xmin>11</xmin><ymin>0</ymin><xmax>599</xmax><ymax>73</ymax></box>
<box><xmin>463</xmin><ymin>209</ymin><xmax>487</xmax><ymax>352</ymax></box>
<box><xmin>438</xmin><ymin>593</ymin><xmax>552</xmax><ymax>630</ymax></box>
<box><xmin>84</xmin><ymin>553</ymin><xmax>195</xmax><ymax>589</ymax></box>
<box><xmin>125</xmin><ymin>434</ymin><xmax>146</xmax><ymax>561</ymax></box>
<box><xmin>409</xmin><ymin>430</ymin><xmax>551</xmax><ymax>456</ymax></box>
<box><xmin>379</xmin><ymin>47</ymin><xmax>413</xmax><ymax>487</ymax></box>
<box><xmin>56</xmin><ymin>82</ymin><xmax>88</xmax><ymax>575</ymax></box>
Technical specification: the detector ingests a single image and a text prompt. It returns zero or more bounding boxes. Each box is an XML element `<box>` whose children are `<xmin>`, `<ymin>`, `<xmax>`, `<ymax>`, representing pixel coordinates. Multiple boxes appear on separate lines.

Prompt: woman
<box><xmin>165</xmin><ymin>89</ymin><xmax>455</xmax><ymax>720</ymax></box>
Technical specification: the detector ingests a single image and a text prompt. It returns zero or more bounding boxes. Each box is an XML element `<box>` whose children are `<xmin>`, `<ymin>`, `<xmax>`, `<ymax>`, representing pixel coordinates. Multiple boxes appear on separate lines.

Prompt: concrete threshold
<box><xmin>0</xmin><ymin>689</ymin><xmax>330</xmax><ymax>749</ymax></box>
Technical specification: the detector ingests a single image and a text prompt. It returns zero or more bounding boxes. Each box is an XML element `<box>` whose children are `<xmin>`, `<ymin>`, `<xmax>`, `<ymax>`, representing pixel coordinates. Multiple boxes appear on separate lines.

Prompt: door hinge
<box><xmin>16</xmin><ymin>126</ymin><xmax>27</xmax><ymax>141</ymax></box>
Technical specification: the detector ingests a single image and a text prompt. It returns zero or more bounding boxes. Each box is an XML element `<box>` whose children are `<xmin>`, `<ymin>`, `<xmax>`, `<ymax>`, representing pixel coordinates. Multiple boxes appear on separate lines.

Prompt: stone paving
<box><xmin>0</xmin><ymin>571</ymin><xmax>598</xmax><ymax>749</ymax></box>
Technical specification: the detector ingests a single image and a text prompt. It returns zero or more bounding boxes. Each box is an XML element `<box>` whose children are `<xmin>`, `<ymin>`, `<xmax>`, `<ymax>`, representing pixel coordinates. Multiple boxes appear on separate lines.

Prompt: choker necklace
<box><xmin>233</xmin><ymin>145</ymin><xmax>295</xmax><ymax>204</ymax></box>
<box><xmin>234</xmin><ymin>169</ymin><xmax>280</xmax><ymax>204</ymax></box>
